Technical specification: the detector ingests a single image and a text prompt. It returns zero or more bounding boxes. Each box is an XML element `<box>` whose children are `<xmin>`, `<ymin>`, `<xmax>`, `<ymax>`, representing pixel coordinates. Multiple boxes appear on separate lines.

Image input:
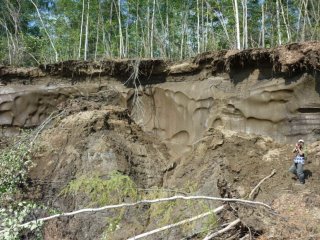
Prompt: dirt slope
<box><xmin>28</xmin><ymin>94</ymin><xmax>170</xmax><ymax>239</ymax></box>
<box><xmin>166</xmin><ymin>127</ymin><xmax>320</xmax><ymax>239</ymax></box>
<box><xmin>25</xmin><ymin>94</ymin><xmax>320</xmax><ymax>239</ymax></box>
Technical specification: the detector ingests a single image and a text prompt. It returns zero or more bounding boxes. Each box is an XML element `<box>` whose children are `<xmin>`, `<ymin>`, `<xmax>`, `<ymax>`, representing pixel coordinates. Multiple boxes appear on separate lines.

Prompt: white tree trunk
<box><xmin>197</xmin><ymin>0</ymin><xmax>200</xmax><ymax>53</ymax></box>
<box><xmin>280</xmin><ymin>0</ymin><xmax>291</xmax><ymax>42</ymax></box>
<box><xmin>30</xmin><ymin>0</ymin><xmax>58</xmax><ymax>62</ymax></box>
<box><xmin>242</xmin><ymin>0</ymin><xmax>248</xmax><ymax>49</ymax></box>
<box><xmin>261</xmin><ymin>3</ymin><xmax>265</xmax><ymax>48</ymax></box>
<box><xmin>150</xmin><ymin>0</ymin><xmax>156</xmax><ymax>58</ymax></box>
<box><xmin>108</xmin><ymin>2</ymin><xmax>114</xmax><ymax>57</ymax></box>
<box><xmin>201</xmin><ymin>0</ymin><xmax>204</xmax><ymax>52</ymax></box>
<box><xmin>233</xmin><ymin>0</ymin><xmax>241</xmax><ymax>50</ymax></box>
<box><xmin>125</xmin><ymin>2</ymin><xmax>130</xmax><ymax>58</ymax></box>
<box><xmin>166</xmin><ymin>0</ymin><xmax>170</xmax><ymax>58</ymax></box>
<box><xmin>147</xmin><ymin>0</ymin><xmax>150</xmax><ymax>57</ymax></box>
<box><xmin>155</xmin><ymin>0</ymin><xmax>167</xmax><ymax>58</ymax></box>
<box><xmin>78</xmin><ymin>0</ymin><xmax>85</xmax><ymax>59</ymax></box>
<box><xmin>205</xmin><ymin>3</ymin><xmax>209</xmax><ymax>51</ymax></box>
<box><xmin>84</xmin><ymin>0</ymin><xmax>90</xmax><ymax>60</ymax></box>
<box><xmin>135</xmin><ymin>1</ymin><xmax>139</xmax><ymax>57</ymax></box>
<box><xmin>117</xmin><ymin>0</ymin><xmax>124</xmax><ymax>58</ymax></box>
<box><xmin>301</xmin><ymin>0</ymin><xmax>308</xmax><ymax>42</ymax></box>
<box><xmin>296</xmin><ymin>0</ymin><xmax>304</xmax><ymax>41</ymax></box>
<box><xmin>206</xmin><ymin>2</ymin><xmax>230</xmax><ymax>45</ymax></box>
<box><xmin>94</xmin><ymin>2</ymin><xmax>101</xmax><ymax>61</ymax></box>
<box><xmin>276</xmin><ymin>0</ymin><xmax>282</xmax><ymax>45</ymax></box>
<box><xmin>180</xmin><ymin>12</ymin><xmax>186</xmax><ymax>59</ymax></box>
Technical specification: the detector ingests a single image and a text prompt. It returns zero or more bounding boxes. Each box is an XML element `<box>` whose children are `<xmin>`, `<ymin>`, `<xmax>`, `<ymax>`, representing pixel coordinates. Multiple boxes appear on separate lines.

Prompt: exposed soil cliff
<box><xmin>1</xmin><ymin>42</ymin><xmax>320</xmax><ymax>147</ymax></box>
<box><xmin>1</xmin><ymin>42</ymin><xmax>320</xmax><ymax>239</ymax></box>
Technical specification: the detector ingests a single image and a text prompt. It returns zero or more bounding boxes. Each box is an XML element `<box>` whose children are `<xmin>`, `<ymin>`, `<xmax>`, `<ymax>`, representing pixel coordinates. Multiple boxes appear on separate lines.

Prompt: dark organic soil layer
<box><xmin>1</xmin><ymin>42</ymin><xmax>320</xmax><ymax>83</ymax></box>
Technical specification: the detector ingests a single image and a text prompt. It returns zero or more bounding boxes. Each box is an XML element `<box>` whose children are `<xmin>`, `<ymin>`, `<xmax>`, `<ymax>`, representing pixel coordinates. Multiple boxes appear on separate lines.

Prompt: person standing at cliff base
<box><xmin>289</xmin><ymin>139</ymin><xmax>305</xmax><ymax>184</ymax></box>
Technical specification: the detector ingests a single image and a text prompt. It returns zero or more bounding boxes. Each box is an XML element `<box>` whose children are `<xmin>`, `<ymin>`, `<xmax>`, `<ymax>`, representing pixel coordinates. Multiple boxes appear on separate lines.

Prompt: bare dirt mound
<box><xmin>28</xmin><ymin>94</ymin><xmax>172</xmax><ymax>239</ymax></box>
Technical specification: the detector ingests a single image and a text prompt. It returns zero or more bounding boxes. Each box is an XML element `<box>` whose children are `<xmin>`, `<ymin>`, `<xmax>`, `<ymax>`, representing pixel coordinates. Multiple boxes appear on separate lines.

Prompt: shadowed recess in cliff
<box><xmin>298</xmin><ymin>106</ymin><xmax>320</xmax><ymax>113</ymax></box>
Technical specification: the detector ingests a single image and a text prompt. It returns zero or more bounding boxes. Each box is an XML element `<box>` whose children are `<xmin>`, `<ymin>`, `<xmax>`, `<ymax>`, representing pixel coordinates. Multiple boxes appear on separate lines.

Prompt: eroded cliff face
<box><xmin>132</xmin><ymin>71</ymin><xmax>320</xmax><ymax>156</ymax></box>
<box><xmin>1</xmin><ymin>42</ymin><xmax>320</xmax><ymax>151</ymax></box>
<box><xmin>128</xmin><ymin>42</ymin><xmax>320</xmax><ymax>156</ymax></box>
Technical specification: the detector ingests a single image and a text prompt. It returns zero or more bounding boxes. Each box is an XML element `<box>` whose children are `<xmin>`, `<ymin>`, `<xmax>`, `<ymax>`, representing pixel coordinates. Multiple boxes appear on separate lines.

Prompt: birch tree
<box><xmin>78</xmin><ymin>0</ymin><xmax>85</xmax><ymax>59</ymax></box>
<box><xmin>150</xmin><ymin>0</ymin><xmax>156</xmax><ymax>58</ymax></box>
<box><xmin>84</xmin><ymin>0</ymin><xmax>90</xmax><ymax>60</ymax></box>
<box><xmin>233</xmin><ymin>0</ymin><xmax>241</xmax><ymax>50</ymax></box>
<box><xmin>241</xmin><ymin>0</ymin><xmax>248</xmax><ymax>49</ymax></box>
<box><xmin>197</xmin><ymin>0</ymin><xmax>201</xmax><ymax>53</ymax></box>
<box><xmin>30</xmin><ymin>0</ymin><xmax>58</xmax><ymax>62</ymax></box>
<box><xmin>276</xmin><ymin>0</ymin><xmax>282</xmax><ymax>45</ymax></box>
<box><xmin>261</xmin><ymin>2</ymin><xmax>265</xmax><ymax>48</ymax></box>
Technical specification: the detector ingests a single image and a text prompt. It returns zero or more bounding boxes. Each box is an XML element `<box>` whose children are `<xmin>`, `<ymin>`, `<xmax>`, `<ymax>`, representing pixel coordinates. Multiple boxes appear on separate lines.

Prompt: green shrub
<box><xmin>0</xmin><ymin>143</ymin><xmax>33</xmax><ymax>195</ymax></box>
<box><xmin>61</xmin><ymin>171</ymin><xmax>138</xmax><ymax>206</ymax></box>
<box><xmin>0</xmin><ymin>133</ymin><xmax>43</xmax><ymax>239</ymax></box>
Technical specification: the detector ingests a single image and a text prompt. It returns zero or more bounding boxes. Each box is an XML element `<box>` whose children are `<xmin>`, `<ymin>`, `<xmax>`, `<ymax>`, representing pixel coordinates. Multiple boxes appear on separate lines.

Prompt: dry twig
<box><xmin>249</xmin><ymin>169</ymin><xmax>276</xmax><ymax>200</ymax></box>
<box><xmin>127</xmin><ymin>206</ymin><xmax>225</xmax><ymax>240</ymax></box>
<box><xmin>203</xmin><ymin>218</ymin><xmax>241</xmax><ymax>240</ymax></box>
<box><xmin>30</xmin><ymin>111</ymin><xmax>64</xmax><ymax>147</ymax></box>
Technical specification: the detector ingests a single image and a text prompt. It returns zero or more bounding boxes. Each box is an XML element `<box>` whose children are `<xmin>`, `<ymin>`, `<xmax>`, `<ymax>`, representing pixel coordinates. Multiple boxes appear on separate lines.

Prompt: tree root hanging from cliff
<box><xmin>13</xmin><ymin>110</ymin><xmax>65</xmax><ymax>149</ymax></box>
<box><xmin>124</xmin><ymin>59</ymin><xmax>146</xmax><ymax>122</ymax></box>
<box><xmin>30</xmin><ymin>111</ymin><xmax>65</xmax><ymax>147</ymax></box>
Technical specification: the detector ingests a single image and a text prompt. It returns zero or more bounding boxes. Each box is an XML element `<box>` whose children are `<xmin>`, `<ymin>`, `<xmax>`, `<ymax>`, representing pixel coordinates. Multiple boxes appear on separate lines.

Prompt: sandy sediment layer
<box><xmin>1</xmin><ymin>42</ymin><xmax>320</xmax><ymax>145</ymax></box>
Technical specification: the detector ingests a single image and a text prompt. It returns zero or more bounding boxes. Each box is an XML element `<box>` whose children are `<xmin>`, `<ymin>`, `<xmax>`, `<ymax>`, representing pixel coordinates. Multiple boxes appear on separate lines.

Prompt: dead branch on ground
<box><xmin>203</xmin><ymin>218</ymin><xmax>241</xmax><ymax>240</ymax></box>
<box><xmin>0</xmin><ymin>195</ymin><xmax>272</xmax><ymax>235</ymax></box>
<box><xmin>127</xmin><ymin>206</ymin><xmax>225</xmax><ymax>240</ymax></box>
<box><xmin>249</xmin><ymin>169</ymin><xmax>276</xmax><ymax>200</ymax></box>
<box><xmin>201</xmin><ymin>169</ymin><xmax>277</xmax><ymax>239</ymax></box>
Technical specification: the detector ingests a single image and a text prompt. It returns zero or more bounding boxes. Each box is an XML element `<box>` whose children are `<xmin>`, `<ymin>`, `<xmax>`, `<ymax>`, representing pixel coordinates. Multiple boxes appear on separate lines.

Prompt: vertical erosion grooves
<box><xmin>0</xmin><ymin>83</ymin><xmax>123</xmax><ymax>136</ymax></box>
<box><xmin>129</xmin><ymin>72</ymin><xmax>320</xmax><ymax>156</ymax></box>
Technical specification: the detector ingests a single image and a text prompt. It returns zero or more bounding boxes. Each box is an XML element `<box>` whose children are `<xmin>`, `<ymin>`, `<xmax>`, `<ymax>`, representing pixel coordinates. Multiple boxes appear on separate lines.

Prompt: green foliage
<box><xmin>0</xmin><ymin>142</ymin><xmax>33</xmax><ymax>195</ymax></box>
<box><xmin>0</xmin><ymin>132</ymin><xmax>44</xmax><ymax>239</ymax></box>
<box><xmin>62</xmin><ymin>171</ymin><xmax>140</xmax><ymax>239</ymax></box>
<box><xmin>0</xmin><ymin>202</ymin><xmax>44</xmax><ymax>240</ymax></box>
<box><xmin>142</xmin><ymin>184</ymin><xmax>218</xmax><ymax>238</ymax></box>
<box><xmin>148</xmin><ymin>188</ymin><xmax>179</xmax><ymax>226</ymax></box>
<box><xmin>1</xmin><ymin>0</ymin><xmax>320</xmax><ymax>64</ymax></box>
<box><xmin>101</xmin><ymin>211</ymin><xmax>124</xmax><ymax>240</ymax></box>
<box><xmin>197</xmin><ymin>202</ymin><xmax>218</xmax><ymax>237</ymax></box>
<box><xmin>62</xmin><ymin>174</ymin><xmax>219</xmax><ymax>238</ymax></box>
<box><xmin>61</xmin><ymin>171</ymin><xmax>138</xmax><ymax>206</ymax></box>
